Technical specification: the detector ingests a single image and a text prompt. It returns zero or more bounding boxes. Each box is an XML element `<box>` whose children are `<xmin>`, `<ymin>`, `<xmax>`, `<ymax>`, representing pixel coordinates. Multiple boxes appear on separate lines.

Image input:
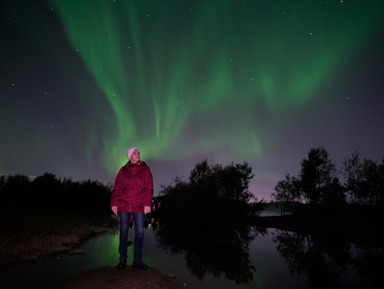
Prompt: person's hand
<box><xmin>144</xmin><ymin>206</ymin><xmax>151</xmax><ymax>215</ymax></box>
<box><xmin>111</xmin><ymin>206</ymin><xmax>118</xmax><ymax>215</ymax></box>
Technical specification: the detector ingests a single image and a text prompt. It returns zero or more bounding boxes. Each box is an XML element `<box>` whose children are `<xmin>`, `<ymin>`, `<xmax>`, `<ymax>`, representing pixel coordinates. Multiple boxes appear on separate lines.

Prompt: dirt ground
<box><xmin>56</xmin><ymin>266</ymin><xmax>181</xmax><ymax>289</ymax></box>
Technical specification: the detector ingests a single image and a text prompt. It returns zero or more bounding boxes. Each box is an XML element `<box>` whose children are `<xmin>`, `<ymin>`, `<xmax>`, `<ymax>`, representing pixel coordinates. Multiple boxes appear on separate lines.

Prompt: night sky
<box><xmin>1</xmin><ymin>0</ymin><xmax>383</xmax><ymax>201</ymax></box>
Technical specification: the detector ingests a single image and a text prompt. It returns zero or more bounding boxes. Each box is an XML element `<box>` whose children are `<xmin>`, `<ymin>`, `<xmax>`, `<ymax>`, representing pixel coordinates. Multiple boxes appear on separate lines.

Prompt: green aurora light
<box><xmin>49</xmin><ymin>0</ymin><xmax>383</xmax><ymax>174</ymax></box>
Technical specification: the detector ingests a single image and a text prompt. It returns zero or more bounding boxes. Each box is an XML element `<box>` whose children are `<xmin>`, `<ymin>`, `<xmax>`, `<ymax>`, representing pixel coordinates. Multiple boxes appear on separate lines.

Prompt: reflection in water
<box><xmin>273</xmin><ymin>230</ymin><xmax>384</xmax><ymax>289</ymax></box>
<box><xmin>1</xmin><ymin>232</ymin><xmax>121</xmax><ymax>289</ymax></box>
<box><xmin>152</xmin><ymin>217</ymin><xmax>266</xmax><ymax>285</ymax></box>
<box><xmin>2</xmin><ymin>215</ymin><xmax>384</xmax><ymax>289</ymax></box>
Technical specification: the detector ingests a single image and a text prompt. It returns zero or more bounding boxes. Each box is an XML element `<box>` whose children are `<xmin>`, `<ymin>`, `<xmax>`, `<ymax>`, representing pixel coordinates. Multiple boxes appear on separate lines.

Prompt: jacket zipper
<box><xmin>129</xmin><ymin>165</ymin><xmax>136</xmax><ymax>212</ymax></box>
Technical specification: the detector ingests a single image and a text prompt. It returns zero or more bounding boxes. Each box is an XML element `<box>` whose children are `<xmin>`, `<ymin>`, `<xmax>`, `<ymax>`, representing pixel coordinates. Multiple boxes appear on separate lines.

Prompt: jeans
<box><xmin>119</xmin><ymin>212</ymin><xmax>145</xmax><ymax>263</ymax></box>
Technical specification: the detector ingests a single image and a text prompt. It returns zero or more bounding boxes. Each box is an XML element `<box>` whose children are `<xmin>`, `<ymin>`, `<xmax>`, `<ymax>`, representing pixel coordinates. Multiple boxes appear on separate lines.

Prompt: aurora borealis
<box><xmin>1</xmin><ymin>0</ymin><xmax>384</xmax><ymax>200</ymax></box>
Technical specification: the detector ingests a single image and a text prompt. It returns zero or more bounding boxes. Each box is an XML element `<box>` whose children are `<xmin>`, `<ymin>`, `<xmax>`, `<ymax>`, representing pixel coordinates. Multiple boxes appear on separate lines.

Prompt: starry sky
<box><xmin>1</xmin><ymin>0</ymin><xmax>383</xmax><ymax>201</ymax></box>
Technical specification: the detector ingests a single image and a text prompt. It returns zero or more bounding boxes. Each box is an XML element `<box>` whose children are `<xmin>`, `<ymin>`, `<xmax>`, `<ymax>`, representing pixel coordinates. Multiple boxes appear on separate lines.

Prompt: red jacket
<box><xmin>110</xmin><ymin>161</ymin><xmax>153</xmax><ymax>214</ymax></box>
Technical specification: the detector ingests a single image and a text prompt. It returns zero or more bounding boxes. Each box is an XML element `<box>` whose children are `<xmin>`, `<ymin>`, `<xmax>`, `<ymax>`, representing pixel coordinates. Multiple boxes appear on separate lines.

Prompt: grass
<box><xmin>0</xmin><ymin>206</ymin><xmax>118</xmax><ymax>266</ymax></box>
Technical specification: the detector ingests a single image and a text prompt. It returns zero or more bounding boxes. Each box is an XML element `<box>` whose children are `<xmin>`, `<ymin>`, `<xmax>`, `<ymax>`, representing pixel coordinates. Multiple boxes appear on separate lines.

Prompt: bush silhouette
<box><xmin>155</xmin><ymin>159</ymin><xmax>265</xmax><ymax>220</ymax></box>
<box><xmin>0</xmin><ymin>173</ymin><xmax>112</xmax><ymax>217</ymax></box>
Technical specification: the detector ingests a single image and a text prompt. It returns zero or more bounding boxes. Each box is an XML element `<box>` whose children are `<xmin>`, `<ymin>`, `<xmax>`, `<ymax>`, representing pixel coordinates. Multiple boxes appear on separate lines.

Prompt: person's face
<box><xmin>130</xmin><ymin>149</ymin><xmax>140</xmax><ymax>163</ymax></box>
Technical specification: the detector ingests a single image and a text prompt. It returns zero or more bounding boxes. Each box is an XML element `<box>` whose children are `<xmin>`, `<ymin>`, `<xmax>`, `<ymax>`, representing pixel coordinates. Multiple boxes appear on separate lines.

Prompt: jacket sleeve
<box><xmin>110</xmin><ymin>168</ymin><xmax>123</xmax><ymax>207</ymax></box>
<box><xmin>143</xmin><ymin>166</ymin><xmax>154</xmax><ymax>207</ymax></box>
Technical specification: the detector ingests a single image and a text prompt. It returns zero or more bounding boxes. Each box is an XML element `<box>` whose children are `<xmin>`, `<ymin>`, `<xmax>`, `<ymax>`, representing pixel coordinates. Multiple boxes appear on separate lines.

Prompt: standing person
<box><xmin>110</xmin><ymin>147</ymin><xmax>154</xmax><ymax>270</ymax></box>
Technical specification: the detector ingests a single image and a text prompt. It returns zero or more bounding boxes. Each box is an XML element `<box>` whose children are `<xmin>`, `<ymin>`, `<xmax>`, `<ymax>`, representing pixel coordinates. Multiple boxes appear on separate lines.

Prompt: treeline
<box><xmin>154</xmin><ymin>159</ymin><xmax>266</xmax><ymax>221</ymax></box>
<box><xmin>0</xmin><ymin>173</ymin><xmax>113</xmax><ymax>216</ymax></box>
<box><xmin>272</xmin><ymin>146</ymin><xmax>384</xmax><ymax>215</ymax></box>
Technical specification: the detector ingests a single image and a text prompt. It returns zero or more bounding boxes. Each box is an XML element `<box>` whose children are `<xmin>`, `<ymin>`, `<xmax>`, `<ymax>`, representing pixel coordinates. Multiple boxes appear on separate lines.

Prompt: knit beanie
<box><xmin>127</xmin><ymin>147</ymin><xmax>139</xmax><ymax>160</ymax></box>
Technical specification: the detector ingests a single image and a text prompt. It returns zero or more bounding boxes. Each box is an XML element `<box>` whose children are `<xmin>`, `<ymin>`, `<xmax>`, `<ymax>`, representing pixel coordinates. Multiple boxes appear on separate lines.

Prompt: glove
<box><xmin>111</xmin><ymin>206</ymin><xmax>118</xmax><ymax>215</ymax></box>
<box><xmin>144</xmin><ymin>206</ymin><xmax>151</xmax><ymax>214</ymax></box>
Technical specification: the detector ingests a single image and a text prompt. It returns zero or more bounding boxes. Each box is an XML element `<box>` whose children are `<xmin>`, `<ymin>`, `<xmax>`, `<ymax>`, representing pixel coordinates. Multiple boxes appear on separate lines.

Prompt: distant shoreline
<box><xmin>250</xmin><ymin>213</ymin><xmax>384</xmax><ymax>246</ymax></box>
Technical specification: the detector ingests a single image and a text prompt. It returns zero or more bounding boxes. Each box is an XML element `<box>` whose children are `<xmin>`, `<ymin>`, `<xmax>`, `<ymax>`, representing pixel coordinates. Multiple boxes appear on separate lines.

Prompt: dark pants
<box><xmin>119</xmin><ymin>212</ymin><xmax>145</xmax><ymax>263</ymax></box>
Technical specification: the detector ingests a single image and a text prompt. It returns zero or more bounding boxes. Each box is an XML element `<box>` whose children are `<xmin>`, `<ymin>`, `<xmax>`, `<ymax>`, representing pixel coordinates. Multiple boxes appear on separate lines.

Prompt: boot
<box><xmin>132</xmin><ymin>261</ymin><xmax>148</xmax><ymax>270</ymax></box>
<box><xmin>117</xmin><ymin>257</ymin><xmax>127</xmax><ymax>269</ymax></box>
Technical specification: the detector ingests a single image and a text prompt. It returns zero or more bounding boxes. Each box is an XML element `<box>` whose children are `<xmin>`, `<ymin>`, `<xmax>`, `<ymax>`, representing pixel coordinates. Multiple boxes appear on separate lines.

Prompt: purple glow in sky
<box><xmin>1</xmin><ymin>0</ymin><xmax>383</xmax><ymax>200</ymax></box>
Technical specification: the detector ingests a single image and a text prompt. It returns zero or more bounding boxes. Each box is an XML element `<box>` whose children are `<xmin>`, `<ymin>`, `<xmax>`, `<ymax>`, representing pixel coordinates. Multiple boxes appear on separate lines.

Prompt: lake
<box><xmin>1</xmin><ymin>211</ymin><xmax>383</xmax><ymax>289</ymax></box>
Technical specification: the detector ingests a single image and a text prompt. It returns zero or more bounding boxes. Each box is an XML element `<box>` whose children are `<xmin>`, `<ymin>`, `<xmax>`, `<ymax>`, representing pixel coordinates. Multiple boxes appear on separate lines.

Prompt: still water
<box><xmin>1</xmin><ymin>213</ymin><xmax>383</xmax><ymax>289</ymax></box>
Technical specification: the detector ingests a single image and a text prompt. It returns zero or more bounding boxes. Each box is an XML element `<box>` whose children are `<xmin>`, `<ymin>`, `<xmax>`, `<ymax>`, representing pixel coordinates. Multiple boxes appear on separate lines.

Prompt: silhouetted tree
<box><xmin>30</xmin><ymin>173</ymin><xmax>62</xmax><ymax>206</ymax></box>
<box><xmin>0</xmin><ymin>172</ymin><xmax>113</xmax><ymax>216</ymax></box>
<box><xmin>188</xmin><ymin>160</ymin><xmax>254</xmax><ymax>202</ymax></box>
<box><xmin>156</xmin><ymin>159</ymin><xmax>264</xmax><ymax>219</ymax></box>
<box><xmin>299</xmin><ymin>146</ymin><xmax>344</xmax><ymax>205</ymax></box>
<box><xmin>342</xmin><ymin>150</ymin><xmax>363</xmax><ymax>204</ymax></box>
<box><xmin>0</xmin><ymin>175</ymin><xmax>5</xmax><ymax>192</ymax></box>
<box><xmin>322</xmin><ymin>177</ymin><xmax>345</xmax><ymax>205</ymax></box>
<box><xmin>379</xmin><ymin>158</ymin><xmax>384</xmax><ymax>205</ymax></box>
<box><xmin>2</xmin><ymin>174</ymin><xmax>31</xmax><ymax>204</ymax></box>
<box><xmin>272</xmin><ymin>146</ymin><xmax>384</xmax><ymax>213</ymax></box>
<box><xmin>272</xmin><ymin>173</ymin><xmax>300</xmax><ymax>215</ymax></box>
<box><xmin>360</xmin><ymin>159</ymin><xmax>382</xmax><ymax>206</ymax></box>
<box><xmin>342</xmin><ymin>152</ymin><xmax>384</xmax><ymax>206</ymax></box>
